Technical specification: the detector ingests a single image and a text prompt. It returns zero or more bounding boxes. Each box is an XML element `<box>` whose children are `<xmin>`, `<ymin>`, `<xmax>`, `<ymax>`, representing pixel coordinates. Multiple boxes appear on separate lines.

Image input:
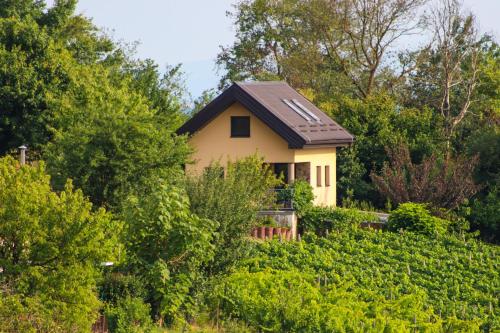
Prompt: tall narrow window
<box><xmin>325</xmin><ymin>165</ymin><xmax>330</xmax><ymax>187</ymax></box>
<box><xmin>316</xmin><ymin>166</ymin><xmax>322</xmax><ymax>187</ymax></box>
<box><xmin>231</xmin><ymin>116</ymin><xmax>250</xmax><ymax>137</ymax></box>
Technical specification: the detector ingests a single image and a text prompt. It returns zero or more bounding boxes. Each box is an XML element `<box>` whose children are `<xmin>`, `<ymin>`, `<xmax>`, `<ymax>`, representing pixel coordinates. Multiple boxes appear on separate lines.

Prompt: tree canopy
<box><xmin>0</xmin><ymin>156</ymin><xmax>119</xmax><ymax>332</ymax></box>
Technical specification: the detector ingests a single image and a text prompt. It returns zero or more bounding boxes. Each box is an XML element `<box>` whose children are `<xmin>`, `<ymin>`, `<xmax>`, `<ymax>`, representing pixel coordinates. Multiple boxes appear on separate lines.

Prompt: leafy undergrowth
<box><xmin>208</xmin><ymin>229</ymin><xmax>499</xmax><ymax>332</ymax></box>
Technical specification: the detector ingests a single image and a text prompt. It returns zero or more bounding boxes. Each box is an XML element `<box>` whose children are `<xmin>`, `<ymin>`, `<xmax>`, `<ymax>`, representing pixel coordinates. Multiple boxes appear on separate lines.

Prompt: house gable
<box><xmin>177</xmin><ymin>82</ymin><xmax>354</xmax><ymax>148</ymax></box>
<box><xmin>188</xmin><ymin>102</ymin><xmax>294</xmax><ymax>173</ymax></box>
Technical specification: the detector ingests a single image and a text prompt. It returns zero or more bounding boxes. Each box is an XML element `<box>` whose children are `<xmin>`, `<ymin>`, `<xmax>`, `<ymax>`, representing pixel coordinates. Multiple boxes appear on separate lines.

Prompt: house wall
<box><xmin>186</xmin><ymin>102</ymin><xmax>294</xmax><ymax>174</ymax></box>
<box><xmin>293</xmin><ymin>148</ymin><xmax>336</xmax><ymax>206</ymax></box>
<box><xmin>186</xmin><ymin>102</ymin><xmax>337</xmax><ymax>206</ymax></box>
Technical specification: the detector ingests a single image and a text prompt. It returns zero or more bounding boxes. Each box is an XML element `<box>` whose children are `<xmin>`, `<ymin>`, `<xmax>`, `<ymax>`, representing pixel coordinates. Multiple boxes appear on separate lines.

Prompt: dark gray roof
<box><xmin>177</xmin><ymin>81</ymin><xmax>354</xmax><ymax>148</ymax></box>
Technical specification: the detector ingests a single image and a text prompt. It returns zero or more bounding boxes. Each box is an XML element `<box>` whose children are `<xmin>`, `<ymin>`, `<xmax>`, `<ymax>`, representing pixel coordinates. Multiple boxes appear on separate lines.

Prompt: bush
<box><xmin>469</xmin><ymin>187</ymin><xmax>500</xmax><ymax>243</ymax></box>
<box><xmin>283</xmin><ymin>180</ymin><xmax>314</xmax><ymax>217</ymax></box>
<box><xmin>99</xmin><ymin>272</ymin><xmax>147</xmax><ymax>304</ymax></box>
<box><xmin>301</xmin><ymin>206</ymin><xmax>377</xmax><ymax>234</ymax></box>
<box><xmin>105</xmin><ymin>296</ymin><xmax>154</xmax><ymax>333</ymax></box>
<box><xmin>185</xmin><ymin>156</ymin><xmax>279</xmax><ymax>273</ymax></box>
<box><xmin>387</xmin><ymin>203</ymin><xmax>448</xmax><ymax>236</ymax></box>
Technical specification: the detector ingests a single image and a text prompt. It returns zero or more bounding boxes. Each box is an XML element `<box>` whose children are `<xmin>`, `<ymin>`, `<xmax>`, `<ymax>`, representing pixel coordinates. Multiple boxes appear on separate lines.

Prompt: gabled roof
<box><xmin>177</xmin><ymin>81</ymin><xmax>354</xmax><ymax>148</ymax></box>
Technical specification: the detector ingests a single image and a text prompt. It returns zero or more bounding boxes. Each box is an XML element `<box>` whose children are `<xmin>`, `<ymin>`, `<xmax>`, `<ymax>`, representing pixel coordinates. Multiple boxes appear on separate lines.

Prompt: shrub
<box><xmin>99</xmin><ymin>272</ymin><xmax>147</xmax><ymax>304</ymax></box>
<box><xmin>288</xmin><ymin>180</ymin><xmax>314</xmax><ymax>217</ymax></box>
<box><xmin>105</xmin><ymin>296</ymin><xmax>154</xmax><ymax>333</ymax></box>
<box><xmin>371</xmin><ymin>143</ymin><xmax>480</xmax><ymax>209</ymax></box>
<box><xmin>185</xmin><ymin>156</ymin><xmax>279</xmax><ymax>273</ymax></box>
<box><xmin>387</xmin><ymin>203</ymin><xmax>448</xmax><ymax>236</ymax></box>
<box><xmin>301</xmin><ymin>206</ymin><xmax>377</xmax><ymax>234</ymax></box>
<box><xmin>469</xmin><ymin>187</ymin><xmax>500</xmax><ymax>243</ymax></box>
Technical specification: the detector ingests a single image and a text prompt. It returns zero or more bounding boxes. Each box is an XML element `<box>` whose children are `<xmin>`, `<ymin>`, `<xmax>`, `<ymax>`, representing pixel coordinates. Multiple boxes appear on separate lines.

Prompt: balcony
<box><xmin>257</xmin><ymin>188</ymin><xmax>297</xmax><ymax>240</ymax></box>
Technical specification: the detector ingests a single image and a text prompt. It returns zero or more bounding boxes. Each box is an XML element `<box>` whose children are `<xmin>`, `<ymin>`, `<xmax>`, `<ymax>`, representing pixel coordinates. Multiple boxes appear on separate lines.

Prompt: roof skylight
<box><xmin>282</xmin><ymin>99</ymin><xmax>311</xmax><ymax>122</ymax></box>
<box><xmin>291</xmin><ymin>99</ymin><xmax>321</xmax><ymax>122</ymax></box>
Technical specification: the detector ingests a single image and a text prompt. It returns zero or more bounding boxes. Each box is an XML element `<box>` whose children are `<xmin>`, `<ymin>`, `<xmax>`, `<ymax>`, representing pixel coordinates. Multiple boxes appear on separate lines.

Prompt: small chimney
<box><xmin>18</xmin><ymin>145</ymin><xmax>27</xmax><ymax>166</ymax></box>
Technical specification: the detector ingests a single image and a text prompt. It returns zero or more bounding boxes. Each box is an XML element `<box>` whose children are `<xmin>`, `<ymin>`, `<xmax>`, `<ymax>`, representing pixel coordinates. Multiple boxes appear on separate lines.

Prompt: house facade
<box><xmin>177</xmin><ymin>81</ymin><xmax>354</xmax><ymax>206</ymax></box>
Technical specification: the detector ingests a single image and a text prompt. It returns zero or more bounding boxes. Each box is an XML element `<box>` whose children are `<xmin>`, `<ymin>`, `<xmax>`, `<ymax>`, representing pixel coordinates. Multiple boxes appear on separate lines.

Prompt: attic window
<box><xmin>231</xmin><ymin>116</ymin><xmax>250</xmax><ymax>137</ymax></box>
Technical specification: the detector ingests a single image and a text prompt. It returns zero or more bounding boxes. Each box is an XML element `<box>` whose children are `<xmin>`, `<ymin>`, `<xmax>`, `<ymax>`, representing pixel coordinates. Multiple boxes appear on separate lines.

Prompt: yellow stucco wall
<box><xmin>186</xmin><ymin>102</ymin><xmax>337</xmax><ymax>206</ymax></box>
<box><xmin>293</xmin><ymin>148</ymin><xmax>336</xmax><ymax>206</ymax></box>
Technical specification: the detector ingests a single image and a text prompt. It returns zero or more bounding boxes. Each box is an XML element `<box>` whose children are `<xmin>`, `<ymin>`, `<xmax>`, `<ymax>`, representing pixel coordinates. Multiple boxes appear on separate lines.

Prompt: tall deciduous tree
<box><xmin>218</xmin><ymin>0</ymin><xmax>426</xmax><ymax>99</ymax></box>
<box><xmin>0</xmin><ymin>156</ymin><xmax>120</xmax><ymax>332</ymax></box>
<box><xmin>426</xmin><ymin>0</ymin><xmax>482</xmax><ymax>151</ymax></box>
<box><xmin>0</xmin><ymin>0</ymin><xmax>116</xmax><ymax>154</ymax></box>
<box><xmin>44</xmin><ymin>67</ymin><xmax>191</xmax><ymax>208</ymax></box>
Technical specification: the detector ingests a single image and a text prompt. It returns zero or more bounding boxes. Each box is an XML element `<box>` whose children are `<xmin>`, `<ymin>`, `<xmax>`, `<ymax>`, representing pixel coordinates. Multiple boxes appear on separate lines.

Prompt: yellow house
<box><xmin>177</xmin><ymin>81</ymin><xmax>354</xmax><ymax>207</ymax></box>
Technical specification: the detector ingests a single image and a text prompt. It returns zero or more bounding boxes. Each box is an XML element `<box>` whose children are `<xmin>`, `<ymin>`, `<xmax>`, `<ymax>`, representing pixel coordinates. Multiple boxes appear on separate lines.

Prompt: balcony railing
<box><xmin>261</xmin><ymin>188</ymin><xmax>294</xmax><ymax>211</ymax></box>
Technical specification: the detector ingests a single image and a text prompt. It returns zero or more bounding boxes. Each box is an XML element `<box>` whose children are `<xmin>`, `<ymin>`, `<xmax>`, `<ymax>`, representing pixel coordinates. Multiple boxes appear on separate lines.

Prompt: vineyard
<box><xmin>210</xmin><ymin>229</ymin><xmax>499</xmax><ymax>332</ymax></box>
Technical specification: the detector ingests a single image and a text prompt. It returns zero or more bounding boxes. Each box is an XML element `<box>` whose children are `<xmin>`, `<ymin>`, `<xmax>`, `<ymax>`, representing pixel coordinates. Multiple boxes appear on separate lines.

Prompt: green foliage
<box><xmin>185</xmin><ymin>156</ymin><xmax>280</xmax><ymax>274</ymax></box>
<box><xmin>123</xmin><ymin>182</ymin><xmax>216</xmax><ymax>323</ymax></box>
<box><xmin>388</xmin><ymin>203</ymin><xmax>449</xmax><ymax>236</ymax></box>
<box><xmin>105</xmin><ymin>296</ymin><xmax>154</xmax><ymax>333</ymax></box>
<box><xmin>0</xmin><ymin>0</ymin><xmax>191</xmax><ymax>210</ymax></box>
<box><xmin>0</xmin><ymin>0</ymin><xmax>115</xmax><ymax>154</ymax></box>
<box><xmin>191</xmin><ymin>88</ymin><xmax>218</xmax><ymax>116</ymax></box>
<box><xmin>469</xmin><ymin>187</ymin><xmax>500</xmax><ymax>243</ymax></box>
<box><xmin>256</xmin><ymin>216</ymin><xmax>277</xmax><ymax>227</ymax></box>
<box><xmin>467</xmin><ymin>127</ymin><xmax>500</xmax><ymax>190</ymax></box>
<box><xmin>0</xmin><ymin>293</ymin><xmax>60</xmax><ymax>333</ymax></box>
<box><xmin>210</xmin><ymin>269</ymin><xmax>482</xmax><ymax>332</ymax></box>
<box><xmin>277</xmin><ymin>179</ymin><xmax>314</xmax><ymax>217</ymax></box>
<box><xmin>44</xmin><ymin>75</ymin><xmax>191</xmax><ymax>208</ymax></box>
<box><xmin>99</xmin><ymin>272</ymin><xmax>147</xmax><ymax>305</ymax></box>
<box><xmin>0</xmin><ymin>156</ymin><xmax>120</xmax><ymax>332</ymax></box>
<box><xmin>289</xmin><ymin>180</ymin><xmax>314</xmax><ymax>217</ymax></box>
<box><xmin>124</xmin><ymin>60</ymin><xmax>187</xmax><ymax>124</ymax></box>
<box><xmin>334</xmin><ymin>95</ymin><xmax>445</xmax><ymax>205</ymax></box>
<box><xmin>213</xmin><ymin>230</ymin><xmax>499</xmax><ymax>331</ymax></box>
<box><xmin>301</xmin><ymin>206</ymin><xmax>377</xmax><ymax>234</ymax></box>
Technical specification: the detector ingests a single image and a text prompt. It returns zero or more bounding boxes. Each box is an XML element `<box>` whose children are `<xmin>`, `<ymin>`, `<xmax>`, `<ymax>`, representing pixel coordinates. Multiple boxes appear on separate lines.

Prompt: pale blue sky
<box><xmin>46</xmin><ymin>0</ymin><xmax>499</xmax><ymax>99</ymax></box>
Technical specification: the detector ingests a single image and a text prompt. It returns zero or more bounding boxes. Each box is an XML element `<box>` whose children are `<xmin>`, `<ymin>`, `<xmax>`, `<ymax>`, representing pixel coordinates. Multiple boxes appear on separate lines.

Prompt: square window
<box><xmin>231</xmin><ymin>116</ymin><xmax>250</xmax><ymax>137</ymax></box>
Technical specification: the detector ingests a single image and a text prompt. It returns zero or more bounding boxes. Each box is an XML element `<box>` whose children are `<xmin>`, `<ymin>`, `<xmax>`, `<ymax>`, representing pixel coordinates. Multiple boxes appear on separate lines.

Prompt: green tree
<box><xmin>122</xmin><ymin>182</ymin><xmax>216</xmax><ymax>324</ymax></box>
<box><xmin>44</xmin><ymin>64</ymin><xmax>191</xmax><ymax>208</ymax></box>
<box><xmin>218</xmin><ymin>0</ymin><xmax>425</xmax><ymax>99</ymax></box>
<box><xmin>0</xmin><ymin>0</ymin><xmax>115</xmax><ymax>154</ymax></box>
<box><xmin>0</xmin><ymin>156</ymin><xmax>120</xmax><ymax>332</ymax></box>
<box><xmin>191</xmin><ymin>88</ymin><xmax>218</xmax><ymax>116</ymax></box>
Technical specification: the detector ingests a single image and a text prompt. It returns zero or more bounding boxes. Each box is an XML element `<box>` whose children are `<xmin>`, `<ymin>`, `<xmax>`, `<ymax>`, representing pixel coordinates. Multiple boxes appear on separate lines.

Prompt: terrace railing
<box><xmin>261</xmin><ymin>188</ymin><xmax>294</xmax><ymax>211</ymax></box>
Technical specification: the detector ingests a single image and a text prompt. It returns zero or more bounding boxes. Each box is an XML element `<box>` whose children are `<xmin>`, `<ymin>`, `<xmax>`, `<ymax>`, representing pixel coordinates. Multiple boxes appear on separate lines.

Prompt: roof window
<box><xmin>282</xmin><ymin>99</ymin><xmax>311</xmax><ymax>122</ymax></box>
<box><xmin>291</xmin><ymin>99</ymin><xmax>321</xmax><ymax>122</ymax></box>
